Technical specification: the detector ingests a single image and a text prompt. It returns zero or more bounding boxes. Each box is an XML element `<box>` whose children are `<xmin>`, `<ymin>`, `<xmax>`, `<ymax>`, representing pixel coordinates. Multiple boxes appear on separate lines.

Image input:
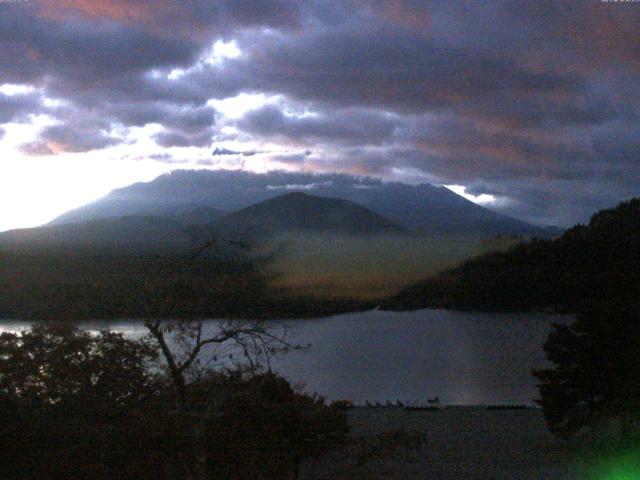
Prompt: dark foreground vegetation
<box><xmin>3</xmin><ymin>322</ymin><xmax>638</xmax><ymax>479</ymax></box>
<box><xmin>535</xmin><ymin>307</ymin><xmax>640</xmax><ymax>445</ymax></box>
<box><xmin>0</xmin><ymin>324</ymin><xmax>349</xmax><ymax>479</ymax></box>
<box><xmin>384</xmin><ymin>198</ymin><xmax>640</xmax><ymax>312</ymax></box>
<box><xmin>0</xmin><ymin>252</ymin><xmax>371</xmax><ymax>320</ymax></box>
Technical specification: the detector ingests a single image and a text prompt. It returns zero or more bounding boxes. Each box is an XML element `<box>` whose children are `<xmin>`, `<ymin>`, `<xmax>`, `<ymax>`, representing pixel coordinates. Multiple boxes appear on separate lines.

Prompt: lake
<box><xmin>0</xmin><ymin>308</ymin><xmax>570</xmax><ymax>406</ymax></box>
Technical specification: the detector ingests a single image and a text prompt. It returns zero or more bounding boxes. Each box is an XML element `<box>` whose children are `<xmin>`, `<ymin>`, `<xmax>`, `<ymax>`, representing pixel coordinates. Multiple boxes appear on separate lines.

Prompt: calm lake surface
<box><xmin>0</xmin><ymin>309</ymin><xmax>570</xmax><ymax>406</ymax></box>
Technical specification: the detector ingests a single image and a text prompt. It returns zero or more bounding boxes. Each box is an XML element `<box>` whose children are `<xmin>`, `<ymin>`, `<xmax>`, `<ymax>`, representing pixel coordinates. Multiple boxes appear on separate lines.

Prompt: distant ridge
<box><xmin>47</xmin><ymin>169</ymin><xmax>560</xmax><ymax>237</ymax></box>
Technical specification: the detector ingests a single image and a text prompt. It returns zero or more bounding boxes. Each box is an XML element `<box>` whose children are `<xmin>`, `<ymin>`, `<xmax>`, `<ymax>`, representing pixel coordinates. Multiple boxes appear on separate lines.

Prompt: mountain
<box><xmin>0</xmin><ymin>192</ymin><xmax>403</xmax><ymax>253</ymax></box>
<box><xmin>48</xmin><ymin>170</ymin><xmax>560</xmax><ymax>237</ymax></box>
<box><xmin>50</xmin><ymin>195</ymin><xmax>226</xmax><ymax>227</ymax></box>
<box><xmin>174</xmin><ymin>206</ymin><xmax>227</xmax><ymax>226</ymax></box>
<box><xmin>0</xmin><ymin>215</ymin><xmax>194</xmax><ymax>253</ymax></box>
<box><xmin>357</xmin><ymin>184</ymin><xmax>560</xmax><ymax>237</ymax></box>
<box><xmin>1</xmin><ymin>197</ymin><xmax>226</xmax><ymax>253</ymax></box>
<box><xmin>382</xmin><ymin>198</ymin><xmax>640</xmax><ymax>312</ymax></box>
<box><xmin>214</xmin><ymin>192</ymin><xmax>405</xmax><ymax>239</ymax></box>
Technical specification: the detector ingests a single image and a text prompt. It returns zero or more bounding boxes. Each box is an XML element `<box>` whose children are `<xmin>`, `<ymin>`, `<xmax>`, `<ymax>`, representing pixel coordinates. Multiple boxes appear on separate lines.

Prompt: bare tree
<box><xmin>144</xmin><ymin>318</ymin><xmax>295</xmax><ymax>409</ymax></box>
<box><xmin>139</xmin><ymin>235</ymin><xmax>298</xmax><ymax>410</ymax></box>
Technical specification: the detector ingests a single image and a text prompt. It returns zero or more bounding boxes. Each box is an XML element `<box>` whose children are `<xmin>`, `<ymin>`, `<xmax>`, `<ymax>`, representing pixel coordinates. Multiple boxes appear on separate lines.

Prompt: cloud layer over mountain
<box><xmin>1</xmin><ymin>0</ymin><xmax>639</xmax><ymax>226</ymax></box>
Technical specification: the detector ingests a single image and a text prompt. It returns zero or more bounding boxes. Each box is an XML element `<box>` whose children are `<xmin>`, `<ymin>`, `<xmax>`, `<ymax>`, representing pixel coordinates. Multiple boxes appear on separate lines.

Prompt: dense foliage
<box><xmin>190</xmin><ymin>372</ymin><xmax>349</xmax><ymax>479</ymax></box>
<box><xmin>384</xmin><ymin>198</ymin><xmax>640</xmax><ymax>312</ymax></box>
<box><xmin>533</xmin><ymin>308</ymin><xmax>640</xmax><ymax>443</ymax></box>
<box><xmin>0</xmin><ymin>323</ymin><xmax>160</xmax><ymax>412</ymax></box>
<box><xmin>0</xmin><ymin>324</ymin><xmax>181</xmax><ymax>479</ymax></box>
<box><xmin>0</xmin><ymin>324</ymin><xmax>349</xmax><ymax>479</ymax></box>
<box><xmin>0</xmin><ymin>253</ymin><xmax>370</xmax><ymax>320</ymax></box>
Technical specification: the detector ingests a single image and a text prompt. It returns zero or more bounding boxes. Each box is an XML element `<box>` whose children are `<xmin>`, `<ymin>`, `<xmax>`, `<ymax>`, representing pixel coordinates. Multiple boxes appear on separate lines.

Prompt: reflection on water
<box><xmin>0</xmin><ymin>309</ymin><xmax>570</xmax><ymax>406</ymax></box>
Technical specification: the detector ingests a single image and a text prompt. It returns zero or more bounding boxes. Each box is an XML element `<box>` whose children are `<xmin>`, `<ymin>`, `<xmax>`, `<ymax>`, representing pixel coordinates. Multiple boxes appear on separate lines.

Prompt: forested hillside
<box><xmin>383</xmin><ymin>199</ymin><xmax>640</xmax><ymax>312</ymax></box>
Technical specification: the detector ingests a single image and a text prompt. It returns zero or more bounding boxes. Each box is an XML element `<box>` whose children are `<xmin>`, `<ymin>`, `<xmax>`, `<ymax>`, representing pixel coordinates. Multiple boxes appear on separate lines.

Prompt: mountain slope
<box><xmin>2</xmin><ymin>198</ymin><xmax>226</xmax><ymax>253</ymax></box>
<box><xmin>50</xmin><ymin>195</ymin><xmax>226</xmax><ymax>227</ymax></box>
<box><xmin>0</xmin><ymin>215</ymin><xmax>194</xmax><ymax>253</ymax></box>
<box><xmin>356</xmin><ymin>183</ymin><xmax>556</xmax><ymax>236</ymax></box>
<box><xmin>0</xmin><ymin>193</ymin><xmax>404</xmax><ymax>253</ymax></box>
<box><xmin>48</xmin><ymin>170</ymin><xmax>558</xmax><ymax>237</ymax></box>
<box><xmin>382</xmin><ymin>198</ymin><xmax>640</xmax><ymax>312</ymax></box>
<box><xmin>214</xmin><ymin>192</ymin><xmax>405</xmax><ymax>239</ymax></box>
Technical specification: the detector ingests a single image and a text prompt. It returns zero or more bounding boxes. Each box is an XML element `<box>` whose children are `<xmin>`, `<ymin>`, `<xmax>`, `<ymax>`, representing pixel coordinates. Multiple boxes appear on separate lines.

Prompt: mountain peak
<box><xmin>215</xmin><ymin>192</ymin><xmax>405</xmax><ymax>238</ymax></box>
<box><xmin>273</xmin><ymin>191</ymin><xmax>310</xmax><ymax>200</ymax></box>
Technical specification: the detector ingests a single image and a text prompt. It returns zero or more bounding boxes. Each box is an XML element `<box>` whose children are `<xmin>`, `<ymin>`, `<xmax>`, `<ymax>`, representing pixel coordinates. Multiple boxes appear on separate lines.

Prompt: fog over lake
<box><xmin>0</xmin><ymin>309</ymin><xmax>570</xmax><ymax>406</ymax></box>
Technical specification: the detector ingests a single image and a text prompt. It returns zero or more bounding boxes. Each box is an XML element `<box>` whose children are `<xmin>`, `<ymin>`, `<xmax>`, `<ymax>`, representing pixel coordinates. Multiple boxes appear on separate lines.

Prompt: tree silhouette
<box><xmin>533</xmin><ymin>307</ymin><xmax>640</xmax><ymax>443</ymax></box>
<box><xmin>386</xmin><ymin>197</ymin><xmax>640</xmax><ymax>312</ymax></box>
<box><xmin>0</xmin><ymin>324</ymin><xmax>343</xmax><ymax>480</ymax></box>
<box><xmin>139</xmin><ymin>235</ymin><xmax>297</xmax><ymax>411</ymax></box>
<box><xmin>0</xmin><ymin>322</ymin><xmax>159</xmax><ymax>411</ymax></box>
<box><xmin>0</xmin><ymin>324</ymin><xmax>192</xmax><ymax>480</ymax></box>
<box><xmin>144</xmin><ymin>317</ymin><xmax>295</xmax><ymax>410</ymax></box>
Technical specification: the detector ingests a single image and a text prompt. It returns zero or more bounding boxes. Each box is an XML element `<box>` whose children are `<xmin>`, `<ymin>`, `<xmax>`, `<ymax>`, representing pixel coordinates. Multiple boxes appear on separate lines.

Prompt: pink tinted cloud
<box><xmin>37</xmin><ymin>0</ymin><xmax>212</xmax><ymax>40</ymax></box>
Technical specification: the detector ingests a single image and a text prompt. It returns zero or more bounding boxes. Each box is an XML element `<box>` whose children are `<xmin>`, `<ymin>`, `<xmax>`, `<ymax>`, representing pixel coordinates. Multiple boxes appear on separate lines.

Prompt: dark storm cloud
<box><xmin>394</xmin><ymin>114</ymin><xmax>589</xmax><ymax>181</ymax></box>
<box><xmin>212</xmin><ymin>147</ymin><xmax>241</xmax><ymax>156</ymax></box>
<box><xmin>0</xmin><ymin>92</ymin><xmax>44</xmax><ymax>123</ymax></box>
<box><xmin>1</xmin><ymin>0</ymin><xmax>310</xmax><ymax>85</ymax></box>
<box><xmin>153</xmin><ymin>129</ymin><xmax>214</xmax><ymax>148</ymax></box>
<box><xmin>0</xmin><ymin>5</ymin><xmax>198</xmax><ymax>86</ymax></box>
<box><xmin>212</xmin><ymin>147</ymin><xmax>259</xmax><ymax>157</ymax></box>
<box><xmin>221</xmin><ymin>0</ymin><xmax>304</xmax><ymax>30</ymax></box>
<box><xmin>4</xmin><ymin>0</ymin><xmax>640</xmax><ymax>226</ymax></box>
<box><xmin>238</xmin><ymin>105</ymin><xmax>401</xmax><ymax>145</ymax></box>
<box><xmin>38</xmin><ymin>0</ymin><xmax>307</xmax><ymax>38</ymax></box>
<box><xmin>463</xmin><ymin>177</ymin><xmax>640</xmax><ymax>228</ymax></box>
<box><xmin>506</xmin><ymin>0</ymin><xmax>640</xmax><ymax>70</ymax></box>
<box><xmin>464</xmin><ymin>91</ymin><xmax>617</xmax><ymax>129</ymax></box>
<box><xmin>270</xmin><ymin>151</ymin><xmax>313</xmax><ymax>165</ymax></box>
<box><xmin>167</xmin><ymin>106</ymin><xmax>217</xmax><ymax>133</ymax></box>
<box><xmin>372</xmin><ymin>112</ymin><xmax>640</xmax><ymax>225</ymax></box>
<box><xmin>107</xmin><ymin>102</ymin><xmax>217</xmax><ymax>134</ymax></box>
<box><xmin>205</xmin><ymin>26</ymin><xmax>583</xmax><ymax>114</ymax></box>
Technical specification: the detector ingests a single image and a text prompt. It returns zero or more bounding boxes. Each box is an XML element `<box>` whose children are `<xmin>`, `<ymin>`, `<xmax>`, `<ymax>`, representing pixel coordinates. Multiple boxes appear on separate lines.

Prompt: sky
<box><xmin>1</xmin><ymin>0</ymin><xmax>639</xmax><ymax>232</ymax></box>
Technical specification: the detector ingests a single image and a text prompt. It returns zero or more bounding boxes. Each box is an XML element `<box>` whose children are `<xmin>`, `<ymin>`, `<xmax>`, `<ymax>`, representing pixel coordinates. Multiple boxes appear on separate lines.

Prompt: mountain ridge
<box><xmin>47</xmin><ymin>169</ymin><xmax>560</xmax><ymax>237</ymax></box>
<box><xmin>0</xmin><ymin>192</ymin><xmax>405</xmax><ymax>253</ymax></box>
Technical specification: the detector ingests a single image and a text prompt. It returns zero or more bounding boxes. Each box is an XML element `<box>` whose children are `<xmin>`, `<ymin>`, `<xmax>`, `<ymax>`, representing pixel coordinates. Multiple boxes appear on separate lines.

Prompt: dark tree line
<box><xmin>0</xmin><ymin>324</ymin><xmax>348</xmax><ymax>479</ymax></box>
<box><xmin>534</xmin><ymin>307</ymin><xmax>640</xmax><ymax>445</ymax></box>
<box><xmin>384</xmin><ymin>198</ymin><xmax>640</xmax><ymax>313</ymax></box>
<box><xmin>0</xmin><ymin>252</ymin><xmax>370</xmax><ymax>321</ymax></box>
